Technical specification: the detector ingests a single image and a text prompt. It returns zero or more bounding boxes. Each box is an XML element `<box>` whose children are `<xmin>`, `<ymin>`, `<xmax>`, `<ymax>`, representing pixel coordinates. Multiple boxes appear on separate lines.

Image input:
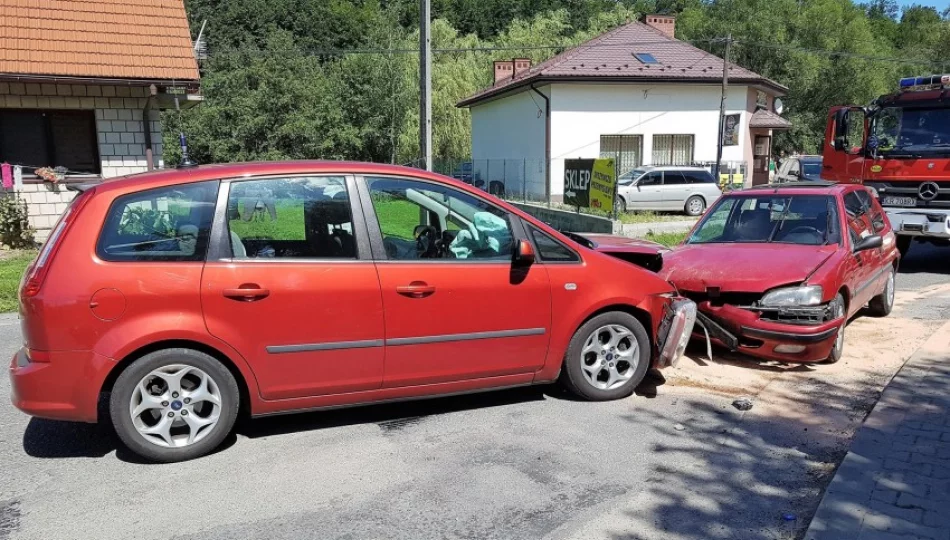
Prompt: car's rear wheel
<box><xmin>685</xmin><ymin>196</ymin><xmax>705</xmax><ymax>216</ymax></box>
<box><xmin>867</xmin><ymin>268</ymin><xmax>895</xmax><ymax>317</ymax></box>
<box><xmin>825</xmin><ymin>294</ymin><xmax>847</xmax><ymax>364</ymax></box>
<box><xmin>560</xmin><ymin>312</ymin><xmax>650</xmax><ymax>401</ymax></box>
<box><xmin>110</xmin><ymin>348</ymin><xmax>239</xmax><ymax>463</ymax></box>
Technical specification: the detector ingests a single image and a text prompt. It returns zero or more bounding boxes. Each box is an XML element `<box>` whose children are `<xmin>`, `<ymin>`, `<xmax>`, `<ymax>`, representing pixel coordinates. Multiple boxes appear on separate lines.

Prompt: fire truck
<box><xmin>822</xmin><ymin>74</ymin><xmax>950</xmax><ymax>256</ymax></box>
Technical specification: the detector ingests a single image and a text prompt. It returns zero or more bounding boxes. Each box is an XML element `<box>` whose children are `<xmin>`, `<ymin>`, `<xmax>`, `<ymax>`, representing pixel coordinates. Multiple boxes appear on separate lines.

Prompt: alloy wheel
<box><xmin>129</xmin><ymin>364</ymin><xmax>223</xmax><ymax>448</ymax></box>
<box><xmin>579</xmin><ymin>324</ymin><xmax>639</xmax><ymax>390</ymax></box>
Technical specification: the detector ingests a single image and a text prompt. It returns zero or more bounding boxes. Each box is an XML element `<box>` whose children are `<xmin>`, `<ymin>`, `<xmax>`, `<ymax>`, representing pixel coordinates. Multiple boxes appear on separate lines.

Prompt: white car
<box><xmin>616</xmin><ymin>166</ymin><xmax>723</xmax><ymax>216</ymax></box>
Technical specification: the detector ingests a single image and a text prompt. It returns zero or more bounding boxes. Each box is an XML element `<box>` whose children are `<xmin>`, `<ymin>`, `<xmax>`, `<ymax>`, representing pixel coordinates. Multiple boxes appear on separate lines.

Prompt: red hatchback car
<box><xmin>10</xmin><ymin>162</ymin><xmax>696</xmax><ymax>462</ymax></box>
<box><xmin>653</xmin><ymin>182</ymin><xmax>898</xmax><ymax>363</ymax></box>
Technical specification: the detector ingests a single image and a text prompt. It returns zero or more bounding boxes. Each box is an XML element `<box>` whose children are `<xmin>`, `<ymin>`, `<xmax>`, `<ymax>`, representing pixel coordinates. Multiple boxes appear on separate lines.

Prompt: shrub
<box><xmin>0</xmin><ymin>195</ymin><xmax>36</xmax><ymax>249</ymax></box>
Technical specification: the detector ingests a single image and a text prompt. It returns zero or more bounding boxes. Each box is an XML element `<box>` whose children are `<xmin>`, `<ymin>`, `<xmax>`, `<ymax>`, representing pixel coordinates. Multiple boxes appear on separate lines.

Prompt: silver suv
<box><xmin>616</xmin><ymin>166</ymin><xmax>723</xmax><ymax>216</ymax></box>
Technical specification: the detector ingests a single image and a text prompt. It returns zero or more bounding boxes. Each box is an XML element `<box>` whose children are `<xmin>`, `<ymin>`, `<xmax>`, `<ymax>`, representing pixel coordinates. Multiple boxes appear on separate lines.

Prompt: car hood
<box><xmin>657</xmin><ymin>243</ymin><xmax>837</xmax><ymax>293</ymax></box>
<box><xmin>580</xmin><ymin>233</ymin><xmax>671</xmax><ymax>255</ymax></box>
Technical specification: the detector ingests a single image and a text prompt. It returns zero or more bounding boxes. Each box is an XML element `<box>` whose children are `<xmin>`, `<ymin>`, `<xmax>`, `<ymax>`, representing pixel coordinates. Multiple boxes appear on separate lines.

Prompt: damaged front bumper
<box><xmin>693</xmin><ymin>302</ymin><xmax>843</xmax><ymax>363</ymax></box>
<box><xmin>656</xmin><ymin>298</ymin><xmax>698</xmax><ymax>368</ymax></box>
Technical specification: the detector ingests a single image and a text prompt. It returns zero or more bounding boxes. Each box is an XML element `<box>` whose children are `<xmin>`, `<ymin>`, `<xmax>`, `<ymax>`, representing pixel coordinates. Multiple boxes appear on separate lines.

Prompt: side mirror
<box><xmin>513</xmin><ymin>239</ymin><xmax>535</xmax><ymax>265</ymax></box>
<box><xmin>853</xmin><ymin>234</ymin><xmax>883</xmax><ymax>253</ymax></box>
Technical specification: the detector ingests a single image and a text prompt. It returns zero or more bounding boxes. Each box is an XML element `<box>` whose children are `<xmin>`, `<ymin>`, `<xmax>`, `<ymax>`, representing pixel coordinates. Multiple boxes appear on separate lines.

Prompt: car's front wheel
<box><xmin>560</xmin><ymin>312</ymin><xmax>651</xmax><ymax>401</ymax></box>
<box><xmin>110</xmin><ymin>348</ymin><xmax>240</xmax><ymax>463</ymax></box>
<box><xmin>614</xmin><ymin>196</ymin><xmax>627</xmax><ymax>215</ymax></box>
<box><xmin>685</xmin><ymin>196</ymin><xmax>705</xmax><ymax>216</ymax></box>
<box><xmin>825</xmin><ymin>294</ymin><xmax>847</xmax><ymax>364</ymax></box>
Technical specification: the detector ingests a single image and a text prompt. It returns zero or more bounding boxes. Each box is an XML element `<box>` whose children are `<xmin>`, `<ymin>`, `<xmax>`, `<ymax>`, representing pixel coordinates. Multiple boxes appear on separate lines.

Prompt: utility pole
<box><xmin>419</xmin><ymin>0</ymin><xmax>432</xmax><ymax>171</ymax></box>
<box><xmin>714</xmin><ymin>34</ymin><xmax>731</xmax><ymax>183</ymax></box>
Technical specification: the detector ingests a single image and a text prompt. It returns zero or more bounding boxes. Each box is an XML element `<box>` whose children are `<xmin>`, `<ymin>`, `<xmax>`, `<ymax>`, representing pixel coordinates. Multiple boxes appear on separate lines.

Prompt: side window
<box><xmin>639</xmin><ymin>172</ymin><xmax>661</xmax><ymax>186</ymax></box>
<box><xmin>227</xmin><ymin>177</ymin><xmax>354</xmax><ymax>259</ymax></box>
<box><xmin>663</xmin><ymin>171</ymin><xmax>687</xmax><ymax>185</ymax></box>
<box><xmin>843</xmin><ymin>192</ymin><xmax>865</xmax><ymax>217</ymax></box>
<box><xmin>865</xmin><ymin>193</ymin><xmax>887</xmax><ymax>232</ymax></box>
<box><xmin>529</xmin><ymin>226</ymin><xmax>579</xmax><ymax>262</ymax></box>
<box><xmin>682</xmin><ymin>171</ymin><xmax>713</xmax><ymax>184</ymax></box>
<box><xmin>367</xmin><ymin>177</ymin><xmax>514</xmax><ymax>261</ymax></box>
<box><xmin>97</xmin><ymin>181</ymin><xmax>217</xmax><ymax>262</ymax></box>
<box><xmin>845</xmin><ymin>109</ymin><xmax>867</xmax><ymax>154</ymax></box>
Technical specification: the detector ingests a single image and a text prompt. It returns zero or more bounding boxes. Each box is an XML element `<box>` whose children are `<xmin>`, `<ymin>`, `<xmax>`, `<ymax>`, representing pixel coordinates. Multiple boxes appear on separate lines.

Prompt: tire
<box><xmin>559</xmin><ymin>312</ymin><xmax>651</xmax><ymax>401</ymax></box>
<box><xmin>867</xmin><ymin>268</ymin><xmax>895</xmax><ymax>317</ymax></box>
<box><xmin>110</xmin><ymin>348</ymin><xmax>240</xmax><ymax>463</ymax></box>
<box><xmin>896</xmin><ymin>236</ymin><xmax>912</xmax><ymax>258</ymax></box>
<box><xmin>825</xmin><ymin>294</ymin><xmax>847</xmax><ymax>364</ymax></box>
<box><xmin>684</xmin><ymin>196</ymin><xmax>705</xmax><ymax>216</ymax></box>
<box><xmin>614</xmin><ymin>196</ymin><xmax>627</xmax><ymax>215</ymax></box>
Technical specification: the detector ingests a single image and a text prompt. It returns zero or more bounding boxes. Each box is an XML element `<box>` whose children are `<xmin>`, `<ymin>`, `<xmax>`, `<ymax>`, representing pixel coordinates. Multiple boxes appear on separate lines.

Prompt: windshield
<box><xmin>688</xmin><ymin>194</ymin><xmax>841</xmax><ymax>246</ymax></box>
<box><xmin>872</xmin><ymin>106</ymin><xmax>950</xmax><ymax>155</ymax></box>
<box><xmin>802</xmin><ymin>162</ymin><xmax>822</xmax><ymax>177</ymax></box>
<box><xmin>619</xmin><ymin>169</ymin><xmax>645</xmax><ymax>185</ymax></box>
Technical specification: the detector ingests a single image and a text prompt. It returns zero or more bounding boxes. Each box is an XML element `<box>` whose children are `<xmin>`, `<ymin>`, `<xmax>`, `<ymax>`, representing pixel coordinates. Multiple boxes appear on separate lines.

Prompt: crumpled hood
<box><xmin>658</xmin><ymin>243</ymin><xmax>837</xmax><ymax>292</ymax></box>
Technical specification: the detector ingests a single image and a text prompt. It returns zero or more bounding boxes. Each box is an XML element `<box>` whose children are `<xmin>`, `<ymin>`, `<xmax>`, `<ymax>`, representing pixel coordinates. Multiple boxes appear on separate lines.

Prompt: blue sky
<box><xmin>896</xmin><ymin>0</ymin><xmax>949</xmax><ymax>12</ymax></box>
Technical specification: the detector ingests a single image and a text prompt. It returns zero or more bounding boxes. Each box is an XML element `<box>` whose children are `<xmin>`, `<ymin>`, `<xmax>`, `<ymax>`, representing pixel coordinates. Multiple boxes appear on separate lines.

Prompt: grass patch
<box><xmin>645</xmin><ymin>231</ymin><xmax>688</xmax><ymax>247</ymax></box>
<box><xmin>618</xmin><ymin>211</ymin><xmax>695</xmax><ymax>224</ymax></box>
<box><xmin>0</xmin><ymin>250</ymin><xmax>37</xmax><ymax>312</ymax></box>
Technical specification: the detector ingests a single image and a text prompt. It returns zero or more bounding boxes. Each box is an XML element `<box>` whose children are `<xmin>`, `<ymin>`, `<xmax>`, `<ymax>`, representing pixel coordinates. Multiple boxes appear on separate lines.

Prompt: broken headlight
<box><xmin>759</xmin><ymin>285</ymin><xmax>823</xmax><ymax>307</ymax></box>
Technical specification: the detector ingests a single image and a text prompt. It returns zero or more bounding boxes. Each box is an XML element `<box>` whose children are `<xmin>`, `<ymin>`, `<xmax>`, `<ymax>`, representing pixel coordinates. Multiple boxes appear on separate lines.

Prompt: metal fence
<box><xmin>429</xmin><ymin>158</ymin><xmax>751</xmax><ymax>205</ymax></box>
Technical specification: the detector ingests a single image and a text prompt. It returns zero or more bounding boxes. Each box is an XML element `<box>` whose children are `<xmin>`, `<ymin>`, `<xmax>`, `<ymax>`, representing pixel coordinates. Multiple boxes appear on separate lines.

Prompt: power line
<box><xmin>733</xmin><ymin>39</ymin><xmax>940</xmax><ymax>66</ymax></box>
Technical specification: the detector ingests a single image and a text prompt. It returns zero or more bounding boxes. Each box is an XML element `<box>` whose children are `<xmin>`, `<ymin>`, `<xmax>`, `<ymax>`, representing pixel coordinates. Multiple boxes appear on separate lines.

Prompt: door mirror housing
<box><xmin>513</xmin><ymin>239</ymin><xmax>535</xmax><ymax>265</ymax></box>
<box><xmin>853</xmin><ymin>234</ymin><xmax>883</xmax><ymax>253</ymax></box>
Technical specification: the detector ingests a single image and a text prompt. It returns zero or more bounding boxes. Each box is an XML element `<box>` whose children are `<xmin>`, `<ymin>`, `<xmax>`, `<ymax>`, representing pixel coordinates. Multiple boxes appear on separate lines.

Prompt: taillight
<box><xmin>21</xmin><ymin>188</ymin><xmax>95</xmax><ymax>298</ymax></box>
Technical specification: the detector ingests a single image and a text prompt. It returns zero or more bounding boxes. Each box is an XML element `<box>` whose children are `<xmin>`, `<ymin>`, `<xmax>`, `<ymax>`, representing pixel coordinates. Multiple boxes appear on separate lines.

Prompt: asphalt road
<box><xmin>1</xmin><ymin>244</ymin><xmax>948</xmax><ymax>540</ymax></box>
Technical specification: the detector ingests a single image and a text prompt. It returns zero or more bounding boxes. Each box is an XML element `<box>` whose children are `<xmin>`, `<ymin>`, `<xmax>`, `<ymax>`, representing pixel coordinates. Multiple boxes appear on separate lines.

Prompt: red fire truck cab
<box><xmin>822</xmin><ymin>74</ymin><xmax>950</xmax><ymax>256</ymax></box>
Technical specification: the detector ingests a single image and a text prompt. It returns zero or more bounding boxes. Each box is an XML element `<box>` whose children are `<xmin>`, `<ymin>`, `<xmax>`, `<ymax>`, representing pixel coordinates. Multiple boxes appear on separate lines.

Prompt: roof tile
<box><xmin>0</xmin><ymin>0</ymin><xmax>199</xmax><ymax>81</ymax></box>
<box><xmin>459</xmin><ymin>20</ymin><xmax>785</xmax><ymax>107</ymax></box>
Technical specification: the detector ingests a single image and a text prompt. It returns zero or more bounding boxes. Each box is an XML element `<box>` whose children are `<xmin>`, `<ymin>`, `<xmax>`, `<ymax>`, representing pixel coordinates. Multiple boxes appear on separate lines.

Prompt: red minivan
<box><xmin>10</xmin><ymin>162</ymin><xmax>696</xmax><ymax>462</ymax></box>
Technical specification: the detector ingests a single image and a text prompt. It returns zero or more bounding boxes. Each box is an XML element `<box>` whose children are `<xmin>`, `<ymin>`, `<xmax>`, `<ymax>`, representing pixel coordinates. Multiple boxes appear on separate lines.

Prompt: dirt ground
<box><xmin>651</xmin><ymin>282</ymin><xmax>950</xmax><ymax>536</ymax></box>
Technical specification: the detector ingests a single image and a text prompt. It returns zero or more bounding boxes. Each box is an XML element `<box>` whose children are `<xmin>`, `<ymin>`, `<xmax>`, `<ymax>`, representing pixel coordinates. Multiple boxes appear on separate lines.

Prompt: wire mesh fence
<box><xmin>427</xmin><ymin>158</ymin><xmax>751</xmax><ymax>207</ymax></box>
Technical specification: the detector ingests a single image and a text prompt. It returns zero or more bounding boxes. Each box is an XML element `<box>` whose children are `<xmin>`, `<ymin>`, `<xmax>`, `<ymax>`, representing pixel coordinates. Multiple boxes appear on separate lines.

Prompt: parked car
<box><xmin>615</xmin><ymin>166</ymin><xmax>722</xmax><ymax>217</ymax></box>
<box><xmin>775</xmin><ymin>155</ymin><xmax>823</xmax><ymax>183</ymax></box>
<box><xmin>450</xmin><ymin>161</ymin><xmax>482</xmax><ymax>185</ymax></box>
<box><xmin>10</xmin><ymin>161</ymin><xmax>697</xmax><ymax>462</ymax></box>
<box><xmin>587</xmin><ymin>181</ymin><xmax>899</xmax><ymax>364</ymax></box>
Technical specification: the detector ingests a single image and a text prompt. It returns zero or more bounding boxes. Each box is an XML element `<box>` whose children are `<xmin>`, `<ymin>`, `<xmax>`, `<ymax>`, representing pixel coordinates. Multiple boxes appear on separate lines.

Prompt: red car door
<box><xmin>201</xmin><ymin>175</ymin><xmax>386</xmax><ymax>400</ymax></box>
<box><xmin>842</xmin><ymin>190</ymin><xmax>877</xmax><ymax>314</ymax></box>
<box><xmin>360</xmin><ymin>175</ymin><xmax>552</xmax><ymax>387</ymax></box>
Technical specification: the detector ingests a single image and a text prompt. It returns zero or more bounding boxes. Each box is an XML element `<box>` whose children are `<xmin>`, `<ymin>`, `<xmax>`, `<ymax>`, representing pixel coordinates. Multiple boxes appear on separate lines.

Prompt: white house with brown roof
<box><xmin>457</xmin><ymin>16</ymin><xmax>790</xmax><ymax>201</ymax></box>
<box><xmin>0</xmin><ymin>0</ymin><xmax>201</xmax><ymax>239</ymax></box>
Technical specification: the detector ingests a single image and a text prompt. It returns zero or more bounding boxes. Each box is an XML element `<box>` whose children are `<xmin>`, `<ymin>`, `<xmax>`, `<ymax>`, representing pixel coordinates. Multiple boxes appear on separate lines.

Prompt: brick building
<box><xmin>0</xmin><ymin>0</ymin><xmax>201</xmax><ymax>240</ymax></box>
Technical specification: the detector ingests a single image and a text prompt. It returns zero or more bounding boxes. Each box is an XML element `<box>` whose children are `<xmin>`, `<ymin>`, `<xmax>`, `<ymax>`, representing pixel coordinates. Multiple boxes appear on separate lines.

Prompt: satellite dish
<box><xmin>774</xmin><ymin>97</ymin><xmax>785</xmax><ymax>115</ymax></box>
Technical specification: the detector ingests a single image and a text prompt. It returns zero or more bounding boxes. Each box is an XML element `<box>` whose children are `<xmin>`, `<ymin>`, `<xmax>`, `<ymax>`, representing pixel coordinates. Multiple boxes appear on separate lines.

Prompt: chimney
<box><xmin>494</xmin><ymin>60</ymin><xmax>514</xmax><ymax>84</ymax></box>
<box><xmin>513</xmin><ymin>58</ymin><xmax>531</xmax><ymax>76</ymax></box>
<box><xmin>645</xmin><ymin>15</ymin><xmax>675</xmax><ymax>38</ymax></box>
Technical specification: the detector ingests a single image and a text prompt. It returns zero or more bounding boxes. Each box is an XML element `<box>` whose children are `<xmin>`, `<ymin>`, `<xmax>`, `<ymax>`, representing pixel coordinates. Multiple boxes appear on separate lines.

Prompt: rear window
<box><xmin>96</xmin><ymin>181</ymin><xmax>218</xmax><ymax>262</ymax></box>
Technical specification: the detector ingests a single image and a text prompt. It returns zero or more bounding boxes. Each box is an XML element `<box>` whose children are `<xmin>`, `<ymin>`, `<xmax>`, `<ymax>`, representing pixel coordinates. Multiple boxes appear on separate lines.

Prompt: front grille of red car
<box><xmin>680</xmin><ymin>290</ymin><xmax>762</xmax><ymax>307</ymax></box>
<box><xmin>757</xmin><ymin>305</ymin><xmax>834</xmax><ymax>325</ymax></box>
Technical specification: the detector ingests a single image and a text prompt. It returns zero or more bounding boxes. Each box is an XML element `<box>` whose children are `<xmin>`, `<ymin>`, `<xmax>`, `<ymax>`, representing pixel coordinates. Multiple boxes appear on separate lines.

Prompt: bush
<box><xmin>0</xmin><ymin>195</ymin><xmax>35</xmax><ymax>249</ymax></box>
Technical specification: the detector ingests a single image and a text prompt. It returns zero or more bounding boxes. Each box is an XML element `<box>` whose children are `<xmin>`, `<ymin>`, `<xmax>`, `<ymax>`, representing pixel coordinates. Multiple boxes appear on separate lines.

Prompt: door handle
<box><xmin>223</xmin><ymin>285</ymin><xmax>270</xmax><ymax>301</ymax></box>
<box><xmin>396</xmin><ymin>281</ymin><xmax>436</xmax><ymax>298</ymax></box>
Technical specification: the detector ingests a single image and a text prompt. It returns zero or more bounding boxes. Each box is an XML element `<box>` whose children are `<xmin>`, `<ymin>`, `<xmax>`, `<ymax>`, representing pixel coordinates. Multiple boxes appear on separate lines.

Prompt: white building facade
<box><xmin>460</xmin><ymin>17</ymin><xmax>790</xmax><ymax>202</ymax></box>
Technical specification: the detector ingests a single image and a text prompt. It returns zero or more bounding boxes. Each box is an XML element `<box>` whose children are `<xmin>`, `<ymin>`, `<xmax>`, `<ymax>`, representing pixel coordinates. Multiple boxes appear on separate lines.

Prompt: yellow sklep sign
<box><xmin>564</xmin><ymin>158</ymin><xmax>617</xmax><ymax>211</ymax></box>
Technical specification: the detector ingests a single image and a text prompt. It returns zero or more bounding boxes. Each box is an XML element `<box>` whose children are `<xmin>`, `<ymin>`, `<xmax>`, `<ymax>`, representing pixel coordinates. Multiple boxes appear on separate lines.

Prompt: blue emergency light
<box><xmin>899</xmin><ymin>74</ymin><xmax>950</xmax><ymax>90</ymax></box>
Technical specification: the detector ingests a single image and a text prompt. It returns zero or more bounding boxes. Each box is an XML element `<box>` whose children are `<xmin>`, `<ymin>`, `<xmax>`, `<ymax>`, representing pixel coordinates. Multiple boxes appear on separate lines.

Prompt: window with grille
<box><xmin>652</xmin><ymin>135</ymin><xmax>695</xmax><ymax>166</ymax></box>
<box><xmin>599</xmin><ymin>135</ymin><xmax>642</xmax><ymax>175</ymax></box>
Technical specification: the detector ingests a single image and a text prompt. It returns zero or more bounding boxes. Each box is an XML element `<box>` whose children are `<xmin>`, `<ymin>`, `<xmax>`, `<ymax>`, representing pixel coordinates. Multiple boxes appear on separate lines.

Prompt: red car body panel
<box><xmin>586</xmin><ymin>183</ymin><xmax>900</xmax><ymax>363</ymax></box>
<box><xmin>10</xmin><ymin>161</ymin><xmax>690</xmax><ymax>422</ymax></box>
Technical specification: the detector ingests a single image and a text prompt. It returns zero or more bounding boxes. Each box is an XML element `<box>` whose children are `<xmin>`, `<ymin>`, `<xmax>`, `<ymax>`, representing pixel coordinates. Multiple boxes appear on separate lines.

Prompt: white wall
<box><xmin>470</xmin><ymin>87</ymin><xmax>548</xmax><ymax>199</ymax></box>
<box><xmin>548</xmin><ymin>83</ymin><xmax>750</xmax><ymax>196</ymax></box>
<box><xmin>1</xmin><ymin>82</ymin><xmax>166</xmax><ymax>240</ymax></box>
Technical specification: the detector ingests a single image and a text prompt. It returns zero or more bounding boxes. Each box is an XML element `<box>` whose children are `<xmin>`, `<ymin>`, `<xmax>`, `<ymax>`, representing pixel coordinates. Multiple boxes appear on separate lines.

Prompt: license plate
<box><xmin>881</xmin><ymin>196</ymin><xmax>916</xmax><ymax>207</ymax></box>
